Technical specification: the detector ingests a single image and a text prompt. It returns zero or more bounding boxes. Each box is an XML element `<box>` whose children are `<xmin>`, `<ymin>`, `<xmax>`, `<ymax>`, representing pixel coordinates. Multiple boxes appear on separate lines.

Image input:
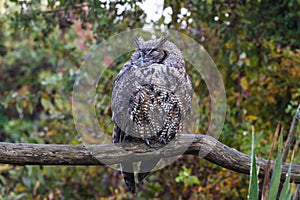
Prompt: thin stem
<box><xmin>282</xmin><ymin>104</ymin><xmax>300</xmax><ymax>162</ymax></box>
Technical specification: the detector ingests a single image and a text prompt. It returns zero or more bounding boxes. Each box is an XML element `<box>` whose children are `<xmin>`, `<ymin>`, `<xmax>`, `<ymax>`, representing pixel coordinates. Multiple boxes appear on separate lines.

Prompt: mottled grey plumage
<box><xmin>111</xmin><ymin>36</ymin><xmax>193</xmax><ymax>193</ymax></box>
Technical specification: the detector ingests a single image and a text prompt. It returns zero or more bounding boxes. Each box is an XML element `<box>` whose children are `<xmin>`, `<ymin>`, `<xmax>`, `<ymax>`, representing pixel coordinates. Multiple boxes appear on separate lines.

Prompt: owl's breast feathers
<box><xmin>112</xmin><ymin>63</ymin><xmax>192</xmax><ymax>144</ymax></box>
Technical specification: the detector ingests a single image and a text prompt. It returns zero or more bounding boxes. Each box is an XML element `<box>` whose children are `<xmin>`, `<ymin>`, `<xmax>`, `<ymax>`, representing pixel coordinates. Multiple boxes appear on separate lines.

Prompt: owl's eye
<box><xmin>149</xmin><ymin>49</ymin><xmax>160</xmax><ymax>57</ymax></box>
<box><xmin>131</xmin><ymin>52</ymin><xmax>140</xmax><ymax>60</ymax></box>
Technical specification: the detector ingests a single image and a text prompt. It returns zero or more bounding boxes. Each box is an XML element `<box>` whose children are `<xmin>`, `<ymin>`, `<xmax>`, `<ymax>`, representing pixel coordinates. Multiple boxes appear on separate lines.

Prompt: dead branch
<box><xmin>0</xmin><ymin>134</ymin><xmax>299</xmax><ymax>183</ymax></box>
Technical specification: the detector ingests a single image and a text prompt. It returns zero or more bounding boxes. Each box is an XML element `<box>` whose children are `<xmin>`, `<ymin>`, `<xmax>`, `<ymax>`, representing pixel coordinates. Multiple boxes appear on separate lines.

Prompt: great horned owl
<box><xmin>111</xmin><ymin>36</ymin><xmax>193</xmax><ymax>193</ymax></box>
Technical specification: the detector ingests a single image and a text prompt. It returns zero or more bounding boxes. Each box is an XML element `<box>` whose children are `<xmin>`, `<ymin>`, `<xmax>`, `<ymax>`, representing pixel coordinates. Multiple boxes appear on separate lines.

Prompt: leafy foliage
<box><xmin>248</xmin><ymin>129</ymin><xmax>294</xmax><ymax>200</ymax></box>
<box><xmin>0</xmin><ymin>0</ymin><xmax>299</xmax><ymax>199</ymax></box>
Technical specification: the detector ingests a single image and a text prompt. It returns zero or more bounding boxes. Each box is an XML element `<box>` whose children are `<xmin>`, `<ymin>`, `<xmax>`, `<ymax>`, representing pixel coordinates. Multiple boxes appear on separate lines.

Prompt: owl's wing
<box><xmin>112</xmin><ymin>61</ymin><xmax>132</xmax><ymax>91</ymax></box>
<box><xmin>137</xmin><ymin>157</ymin><xmax>160</xmax><ymax>183</ymax></box>
<box><xmin>111</xmin><ymin>60</ymin><xmax>132</xmax><ymax>141</ymax></box>
<box><xmin>112</xmin><ymin>62</ymin><xmax>137</xmax><ymax>193</ymax></box>
<box><xmin>112</xmin><ymin>124</ymin><xmax>136</xmax><ymax>193</ymax></box>
<box><xmin>112</xmin><ymin>124</ymin><xmax>126</xmax><ymax>143</ymax></box>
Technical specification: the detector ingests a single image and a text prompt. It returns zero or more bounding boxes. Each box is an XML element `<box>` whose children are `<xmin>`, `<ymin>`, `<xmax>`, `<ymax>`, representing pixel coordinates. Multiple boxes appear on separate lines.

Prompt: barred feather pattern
<box><xmin>129</xmin><ymin>84</ymin><xmax>182</xmax><ymax>144</ymax></box>
<box><xmin>112</xmin><ymin>63</ymin><xmax>192</xmax><ymax>142</ymax></box>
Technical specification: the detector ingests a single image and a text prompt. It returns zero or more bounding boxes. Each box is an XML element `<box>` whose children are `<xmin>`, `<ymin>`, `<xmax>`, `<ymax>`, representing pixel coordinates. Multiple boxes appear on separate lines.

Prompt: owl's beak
<box><xmin>138</xmin><ymin>52</ymin><xmax>145</xmax><ymax>64</ymax></box>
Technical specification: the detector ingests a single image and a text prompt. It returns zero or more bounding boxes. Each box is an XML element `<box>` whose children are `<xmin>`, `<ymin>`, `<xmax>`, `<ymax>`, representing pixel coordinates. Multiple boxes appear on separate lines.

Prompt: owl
<box><xmin>111</xmin><ymin>36</ymin><xmax>193</xmax><ymax>193</ymax></box>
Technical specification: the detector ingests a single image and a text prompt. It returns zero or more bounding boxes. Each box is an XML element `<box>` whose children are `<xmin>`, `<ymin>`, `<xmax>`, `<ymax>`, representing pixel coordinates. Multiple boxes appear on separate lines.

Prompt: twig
<box><xmin>292</xmin><ymin>141</ymin><xmax>300</xmax><ymax>200</ymax></box>
<box><xmin>282</xmin><ymin>104</ymin><xmax>300</xmax><ymax>162</ymax></box>
<box><xmin>281</xmin><ymin>103</ymin><xmax>300</xmax><ymax>198</ymax></box>
<box><xmin>293</xmin><ymin>185</ymin><xmax>300</xmax><ymax>200</ymax></box>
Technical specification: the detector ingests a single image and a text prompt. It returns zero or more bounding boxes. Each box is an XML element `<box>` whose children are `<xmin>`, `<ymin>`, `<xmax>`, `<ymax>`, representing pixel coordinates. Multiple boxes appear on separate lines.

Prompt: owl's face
<box><xmin>131</xmin><ymin>37</ymin><xmax>168</xmax><ymax>67</ymax></box>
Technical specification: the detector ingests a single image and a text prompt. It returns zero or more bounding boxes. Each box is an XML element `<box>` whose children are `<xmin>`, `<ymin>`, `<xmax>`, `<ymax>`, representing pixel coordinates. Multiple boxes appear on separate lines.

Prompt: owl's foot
<box><xmin>158</xmin><ymin>137</ymin><xmax>167</xmax><ymax>145</ymax></box>
<box><xmin>145</xmin><ymin>137</ymin><xmax>167</xmax><ymax>148</ymax></box>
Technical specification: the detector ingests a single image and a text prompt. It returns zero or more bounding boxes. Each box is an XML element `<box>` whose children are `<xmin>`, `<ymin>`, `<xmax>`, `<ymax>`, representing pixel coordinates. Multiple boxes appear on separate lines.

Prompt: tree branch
<box><xmin>0</xmin><ymin>134</ymin><xmax>299</xmax><ymax>183</ymax></box>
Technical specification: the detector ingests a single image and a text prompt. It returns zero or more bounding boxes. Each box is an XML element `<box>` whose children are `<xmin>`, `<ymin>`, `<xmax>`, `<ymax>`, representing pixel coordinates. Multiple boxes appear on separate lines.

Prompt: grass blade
<box><xmin>280</xmin><ymin>151</ymin><xmax>294</xmax><ymax>200</ymax></box>
<box><xmin>267</xmin><ymin>133</ymin><xmax>283</xmax><ymax>200</ymax></box>
<box><xmin>248</xmin><ymin>127</ymin><xmax>258</xmax><ymax>200</ymax></box>
<box><xmin>262</xmin><ymin>124</ymin><xmax>280</xmax><ymax>199</ymax></box>
<box><xmin>279</xmin><ymin>161</ymin><xmax>291</xmax><ymax>200</ymax></box>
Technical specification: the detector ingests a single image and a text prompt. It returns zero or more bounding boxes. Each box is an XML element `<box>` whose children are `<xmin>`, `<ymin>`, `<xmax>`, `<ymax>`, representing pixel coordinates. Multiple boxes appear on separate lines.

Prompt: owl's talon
<box><xmin>145</xmin><ymin>138</ymin><xmax>151</xmax><ymax>147</ymax></box>
<box><xmin>159</xmin><ymin>137</ymin><xmax>167</xmax><ymax>145</ymax></box>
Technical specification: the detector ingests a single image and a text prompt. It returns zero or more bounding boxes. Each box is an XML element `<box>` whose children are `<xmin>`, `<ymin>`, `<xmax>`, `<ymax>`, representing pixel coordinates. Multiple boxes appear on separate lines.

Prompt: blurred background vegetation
<box><xmin>0</xmin><ymin>0</ymin><xmax>299</xmax><ymax>199</ymax></box>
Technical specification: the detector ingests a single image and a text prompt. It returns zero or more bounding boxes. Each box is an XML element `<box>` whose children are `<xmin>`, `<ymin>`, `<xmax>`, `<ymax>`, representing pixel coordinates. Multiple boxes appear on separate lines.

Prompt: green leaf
<box><xmin>54</xmin><ymin>94</ymin><xmax>63</xmax><ymax>110</ymax></box>
<box><xmin>267</xmin><ymin>134</ymin><xmax>283</xmax><ymax>200</ymax></box>
<box><xmin>279</xmin><ymin>152</ymin><xmax>293</xmax><ymax>200</ymax></box>
<box><xmin>229</xmin><ymin>51</ymin><xmax>238</xmax><ymax>64</ymax></box>
<box><xmin>175</xmin><ymin>166</ymin><xmax>200</xmax><ymax>188</ymax></box>
<box><xmin>248</xmin><ymin>132</ymin><xmax>258</xmax><ymax>200</ymax></box>
<box><xmin>0</xmin><ymin>175</ymin><xmax>7</xmax><ymax>185</ymax></box>
<box><xmin>21</xmin><ymin>176</ymin><xmax>32</xmax><ymax>188</ymax></box>
<box><xmin>41</xmin><ymin>96</ymin><xmax>50</xmax><ymax>110</ymax></box>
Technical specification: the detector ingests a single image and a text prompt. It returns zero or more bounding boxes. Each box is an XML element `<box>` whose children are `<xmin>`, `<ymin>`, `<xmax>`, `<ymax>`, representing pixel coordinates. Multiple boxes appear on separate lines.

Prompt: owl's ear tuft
<box><xmin>134</xmin><ymin>35</ymin><xmax>144</xmax><ymax>49</ymax></box>
<box><xmin>155</xmin><ymin>36</ymin><xmax>168</xmax><ymax>48</ymax></box>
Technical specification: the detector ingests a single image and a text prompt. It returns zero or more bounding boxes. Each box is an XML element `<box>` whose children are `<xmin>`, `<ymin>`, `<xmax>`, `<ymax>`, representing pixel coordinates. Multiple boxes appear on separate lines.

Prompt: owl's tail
<box><xmin>121</xmin><ymin>162</ymin><xmax>136</xmax><ymax>194</ymax></box>
<box><xmin>137</xmin><ymin>156</ymin><xmax>161</xmax><ymax>182</ymax></box>
<box><xmin>121</xmin><ymin>157</ymin><xmax>160</xmax><ymax>193</ymax></box>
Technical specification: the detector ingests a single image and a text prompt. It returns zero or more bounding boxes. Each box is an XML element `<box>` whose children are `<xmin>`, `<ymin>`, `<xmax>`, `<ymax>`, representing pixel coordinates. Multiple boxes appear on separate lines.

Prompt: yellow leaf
<box><xmin>22</xmin><ymin>99</ymin><xmax>27</xmax><ymax>108</ymax></box>
<box><xmin>54</xmin><ymin>94</ymin><xmax>63</xmax><ymax>110</ymax></box>
<box><xmin>47</xmin><ymin>129</ymin><xmax>56</xmax><ymax>136</ymax></box>
<box><xmin>229</xmin><ymin>51</ymin><xmax>237</xmax><ymax>64</ymax></box>
<box><xmin>28</xmin><ymin>101</ymin><xmax>34</xmax><ymax>114</ymax></box>
<box><xmin>16</xmin><ymin>185</ymin><xmax>27</xmax><ymax>192</ymax></box>
<box><xmin>267</xmin><ymin>96</ymin><xmax>276</xmax><ymax>104</ymax></box>
<box><xmin>0</xmin><ymin>165</ymin><xmax>12</xmax><ymax>171</ymax></box>
<box><xmin>242</xmin><ymin>57</ymin><xmax>251</xmax><ymax>66</ymax></box>
<box><xmin>41</xmin><ymin>96</ymin><xmax>49</xmax><ymax>110</ymax></box>
<box><xmin>240</xmin><ymin>77</ymin><xmax>249</xmax><ymax>90</ymax></box>
<box><xmin>195</xmin><ymin>79</ymin><xmax>200</xmax><ymax>87</ymax></box>
<box><xmin>225</xmin><ymin>40</ymin><xmax>234</xmax><ymax>49</ymax></box>
<box><xmin>246</xmin><ymin>115</ymin><xmax>258</xmax><ymax>120</ymax></box>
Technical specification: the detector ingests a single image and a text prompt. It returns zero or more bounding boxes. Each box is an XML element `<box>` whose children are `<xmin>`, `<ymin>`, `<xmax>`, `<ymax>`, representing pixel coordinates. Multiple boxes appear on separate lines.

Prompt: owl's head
<box><xmin>131</xmin><ymin>36</ymin><xmax>169</xmax><ymax>67</ymax></box>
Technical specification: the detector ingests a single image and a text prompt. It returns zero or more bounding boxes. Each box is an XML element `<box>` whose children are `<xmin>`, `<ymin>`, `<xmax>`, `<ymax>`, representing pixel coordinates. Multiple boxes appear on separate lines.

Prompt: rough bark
<box><xmin>0</xmin><ymin>134</ymin><xmax>299</xmax><ymax>183</ymax></box>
